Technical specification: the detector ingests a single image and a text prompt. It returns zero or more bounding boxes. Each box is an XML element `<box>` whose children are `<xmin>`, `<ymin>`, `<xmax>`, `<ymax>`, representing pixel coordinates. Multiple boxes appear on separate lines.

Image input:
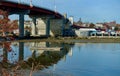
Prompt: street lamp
<box><xmin>30</xmin><ymin>0</ymin><xmax>33</xmax><ymax>7</ymax></box>
<box><xmin>18</xmin><ymin>0</ymin><xmax>33</xmax><ymax>7</ymax></box>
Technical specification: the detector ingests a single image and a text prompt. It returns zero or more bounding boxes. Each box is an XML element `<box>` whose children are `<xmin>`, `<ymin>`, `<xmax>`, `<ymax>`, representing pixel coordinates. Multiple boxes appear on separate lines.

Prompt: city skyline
<box><xmin>8</xmin><ymin>0</ymin><xmax>120</xmax><ymax>23</ymax></box>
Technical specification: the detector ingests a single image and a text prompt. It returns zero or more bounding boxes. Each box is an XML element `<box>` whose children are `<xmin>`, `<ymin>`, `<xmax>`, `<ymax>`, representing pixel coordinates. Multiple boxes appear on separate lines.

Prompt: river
<box><xmin>0</xmin><ymin>42</ymin><xmax>120</xmax><ymax>76</ymax></box>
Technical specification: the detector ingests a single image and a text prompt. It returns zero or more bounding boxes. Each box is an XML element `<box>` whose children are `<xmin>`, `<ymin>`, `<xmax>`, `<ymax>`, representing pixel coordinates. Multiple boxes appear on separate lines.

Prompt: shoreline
<box><xmin>1</xmin><ymin>37</ymin><xmax>120</xmax><ymax>43</ymax></box>
<box><xmin>13</xmin><ymin>37</ymin><xmax>120</xmax><ymax>43</ymax></box>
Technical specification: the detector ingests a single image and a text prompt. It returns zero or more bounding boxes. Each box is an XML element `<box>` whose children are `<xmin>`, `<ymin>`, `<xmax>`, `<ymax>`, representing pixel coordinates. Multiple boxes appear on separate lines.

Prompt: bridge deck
<box><xmin>0</xmin><ymin>1</ymin><xmax>63</xmax><ymax>19</ymax></box>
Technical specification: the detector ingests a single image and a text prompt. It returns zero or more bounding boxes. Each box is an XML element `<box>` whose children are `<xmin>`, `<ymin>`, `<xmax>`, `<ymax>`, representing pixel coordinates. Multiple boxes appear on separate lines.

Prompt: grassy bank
<box><xmin>14</xmin><ymin>37</ymin><xmax>120</xmax><ymax>43</ymax></box>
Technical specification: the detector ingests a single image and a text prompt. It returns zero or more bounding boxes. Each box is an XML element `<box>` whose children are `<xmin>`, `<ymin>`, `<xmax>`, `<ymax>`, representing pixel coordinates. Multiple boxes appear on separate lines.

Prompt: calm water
<box><xmin>39</xmin><ymin>43</ymin><xmax>120</xmax><ymax>76</ymax></box>
<box><xmin>1</xmin><ymin>42</ymin><xmax>120</xmax><ymax>76</ymax></box>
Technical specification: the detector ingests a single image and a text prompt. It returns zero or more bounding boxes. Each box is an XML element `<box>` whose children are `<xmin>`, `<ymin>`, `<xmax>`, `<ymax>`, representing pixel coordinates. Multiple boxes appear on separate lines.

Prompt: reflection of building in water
<box><xmin>19</xmin><ymin>42</ymin><xmax>24</xmax><ymax>61</ymax></box>
<box><xmin>0</xmin><ymin>42</ymin><xmax>74</xmax><ymax>62</ymax></box>
<box><xmin>0</xmin><ymin>42</ymin><xmax>24</xmax><ymax>63</ymax></box>
<box><xmin>29</xmin><ymin>42</ymin><xmax>62</xmax><ymax>56</ymax></box>
<box><xmin>30</xmin><ymin>42</ymin><xmax>46</xmax><ymax>55</ymax></box>
<box><xmin>53</xmin><ymin>64</ymin><xmax>56</xmax><ymax>72</ymax></box>
<box><xmin>0</xmin><ymin>41</ymin><xmax>74</xmax><ymax>73</ymax></box>
<box><xmin>30</xmin><ymin>42</ymin><xmax>46</xmax><ymax>47</ymax></box>
<box><xmin>68</xmin><ymin>48</ymin><xmax>73</xmax><ymax>57</ymax></box>
<box><xmin>62</xmin><ymin>55</ymin><xmax>66</xmax><ymax>61</ymax></box>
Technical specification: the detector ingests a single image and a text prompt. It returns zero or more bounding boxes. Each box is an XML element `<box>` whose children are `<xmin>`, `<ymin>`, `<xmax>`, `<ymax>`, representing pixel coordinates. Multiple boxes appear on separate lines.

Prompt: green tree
<box><xmin>114</xmin><ymin>26</ymin><xmax>119</xmax><ymax>31</ymax></box>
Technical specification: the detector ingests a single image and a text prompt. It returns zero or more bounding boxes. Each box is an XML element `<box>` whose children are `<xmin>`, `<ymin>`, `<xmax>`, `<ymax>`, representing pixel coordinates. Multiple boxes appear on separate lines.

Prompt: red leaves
<box><xmin>0</xmin><ymin>42</ymin><xmax>13</xmax><ymax>62</ymax></box>
<box><xmin>4</xmin><ymin>42</ymin><xmax>12</xmax><ymax>52</ymax></box>
<box><xmin>0</xmin><ymin>9</ymin><xmax>18</xmax><ymax>34</ymax></box>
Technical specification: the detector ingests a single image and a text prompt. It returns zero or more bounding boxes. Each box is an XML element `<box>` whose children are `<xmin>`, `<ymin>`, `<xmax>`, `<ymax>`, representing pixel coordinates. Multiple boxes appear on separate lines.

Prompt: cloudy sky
<box><xmin>8</xmin><ymin>0</ymin><xmax>120</xmax><ymax>23</ymax></box>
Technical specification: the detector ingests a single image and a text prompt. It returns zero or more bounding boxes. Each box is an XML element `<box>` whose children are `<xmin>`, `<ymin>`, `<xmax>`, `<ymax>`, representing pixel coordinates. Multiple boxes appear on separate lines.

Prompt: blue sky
<box><xmin>9</xmin><ymin>0</ymin><xmax>120</xmax><ymax>23</ymax></box>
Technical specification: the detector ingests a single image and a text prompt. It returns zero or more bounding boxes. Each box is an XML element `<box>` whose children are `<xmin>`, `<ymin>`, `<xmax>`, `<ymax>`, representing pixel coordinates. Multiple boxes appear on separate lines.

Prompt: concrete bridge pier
<box><xmin>19</xmin><ymin>14</ymin><xmax>24</xmax><ymax>38</ymax></box>
<box><xmin>39</xmin><ymin>17</ymin><xmax>52</xmax><ymax>37</ymax></box>
<box><xmin>19</xmin><ymin>42</ymin><xmax>24</xmax><ymax>61</ymax></box>
<box><xmin>13</xmin><ymin>10</ymin><xmax>29</xmax><ymax>38</ymax></box>
<box><xmin>30</xmin><ymin>16</ymin><xmax>67</xmax><ymax>37</ymax></box>
<box><xmin>46</xmin><ymin>18</ymin><xmax>50</xmax><ymax>37</ymax></box>
<box><xmin>32</xmin><ymin>17</ymin><xmax>38</xmax><ymax>35</ymax></box>
<box><xmin>62</xmin><ymin>18</ymin><xmax>65</xmax><ymax>36</ymax></box>
<box><xmin>14</xmin><ymin>10</ymin><xmax>30</xmax><ymax>38</ymax></box>
<box><xmin>31</xmin><ymin>17</ymin><xmax>50</xmax><ymax>37</ymax></box>
<box><xmin>31</xmin><ymin>17</ymin><xmax>51</xmax><ymax>37</ymax></box>
<box><xmin>42</xmin><ymin>17</ymin><xmax>66</xmax><ymax>37</ymax></box>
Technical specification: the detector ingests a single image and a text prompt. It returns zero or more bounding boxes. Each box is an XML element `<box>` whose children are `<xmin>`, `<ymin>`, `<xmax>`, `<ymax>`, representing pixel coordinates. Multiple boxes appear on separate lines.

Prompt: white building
<box><xmin>75</xmin><ymin>28</ymin><xmax>96</xmax><ymax>37</ymax></box>
<box><xmin>95</xmin><ymin>23</ymin><xmax>103</xmax><ymax>28</ymax></box>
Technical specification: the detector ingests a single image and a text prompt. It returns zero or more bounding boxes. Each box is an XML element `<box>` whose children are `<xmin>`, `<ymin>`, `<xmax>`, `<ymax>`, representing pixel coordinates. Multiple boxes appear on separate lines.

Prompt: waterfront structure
<box><xmin>72</xmin><ymin>21</ymin><xmax>120</xmax><ymax>37</ymax></box>
<box><xmin>0</xmin><ymin>1</ymin><xmax>70</xmax><ymax>38</ymax></box>
<box><xmin>75</xmin><ymin>28</ymin><xmax>96</xmax><ymax>37</ymax></box>
<box><xmin>95</xmin><ymin>23</ymin><xmax>103</xmax><ymax>29</ymax></box>
<box><xmin>23</xmin><ymin>17</ymin><xmax>72</xmax><ymax>37</ymax></box>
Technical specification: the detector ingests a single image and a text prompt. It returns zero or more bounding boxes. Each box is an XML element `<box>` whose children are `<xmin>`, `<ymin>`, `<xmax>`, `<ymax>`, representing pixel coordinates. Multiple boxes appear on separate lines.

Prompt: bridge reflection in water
<box><xmin>0</xmin><ymin>41</ymin><xmax>73</xmax><ymax>76</ymax></box>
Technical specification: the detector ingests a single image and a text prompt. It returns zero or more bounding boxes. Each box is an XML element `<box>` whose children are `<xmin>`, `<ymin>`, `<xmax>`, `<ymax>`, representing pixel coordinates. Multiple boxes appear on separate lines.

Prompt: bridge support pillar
<box><xmin>33</xmin><ymin>17</ymin><xmax>37</xmax><ymax>35</ymax></box>
<box><xmin>19</xmin><ymin>42</ymin><xmax>24</xmax><ymax>61</ymax></box>
<box><xmin>46</xmin><ymin>18</ymin><xmax>50</xmax><ymax>37</ymax></box>
<box><xmin>46</xmin><ymin>42</ymin><xmax>50</xmax><ymax>47</ymax></box>
<box><xmin>62</xmin><ymin>18</ymin><xmax>65</xmax><ymax>36</ymax></box>
<box><xmin>19</xmin><ymin>14</ymin><xmax>24</xmax><ymax>38</ymax></box>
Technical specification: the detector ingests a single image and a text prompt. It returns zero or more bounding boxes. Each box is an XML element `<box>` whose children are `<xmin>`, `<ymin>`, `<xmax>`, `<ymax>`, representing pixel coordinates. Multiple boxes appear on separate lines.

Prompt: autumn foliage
<box><xmin>0</xmin><ymin>9</ymin><xmax>18</xmax><ymax>36</ymax></box>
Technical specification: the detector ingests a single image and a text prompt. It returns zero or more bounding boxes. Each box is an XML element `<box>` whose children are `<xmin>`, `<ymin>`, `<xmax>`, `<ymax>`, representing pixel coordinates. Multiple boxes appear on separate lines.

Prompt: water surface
<box><xmin>1</xmin><ymin>42</ymin><xmax>120</xmax><ymax>76</ymax></box>
<box><xmin>39</xmin><ymin>43</ymin><xmax>120</xmax><ymax>76</ymax></box>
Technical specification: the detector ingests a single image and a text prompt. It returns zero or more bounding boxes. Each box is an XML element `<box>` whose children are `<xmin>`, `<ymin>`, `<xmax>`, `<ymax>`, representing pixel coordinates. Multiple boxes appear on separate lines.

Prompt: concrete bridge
<box><xmin>0</xmin><ymin>0</ymin><xmax>70</xmax><ymax>38</ymax></box>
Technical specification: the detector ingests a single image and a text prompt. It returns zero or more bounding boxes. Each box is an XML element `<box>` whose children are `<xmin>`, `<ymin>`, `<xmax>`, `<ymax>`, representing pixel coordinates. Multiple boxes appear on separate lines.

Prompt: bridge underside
<box><xmin>0</xmin><ymin>1</ymin><xmax>67</xmax><ymax>38</ymax></box>
<box><xmin>0</xmin><ymin>1</ymin><xmax>63</xmax><ymax>18</ymax></box>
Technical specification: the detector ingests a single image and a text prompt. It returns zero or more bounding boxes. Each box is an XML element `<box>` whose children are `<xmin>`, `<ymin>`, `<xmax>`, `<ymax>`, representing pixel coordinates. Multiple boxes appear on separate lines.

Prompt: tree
<box><xmin>0</xmin><ymin>9</ymin><xmax>18</xmax><ymax>37</ymax></box>
<box><xmin>114</xmin><ymin>26</ymin><xmax>119</xmax><ymax>31</ymax></box>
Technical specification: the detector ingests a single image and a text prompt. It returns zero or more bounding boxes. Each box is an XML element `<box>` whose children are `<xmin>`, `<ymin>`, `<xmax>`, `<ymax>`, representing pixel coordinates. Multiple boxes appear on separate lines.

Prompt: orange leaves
<box><xmin>0</xmin><ymin>9</ymin><xmax>8</xmax><ymax>18</ymax></box>
<box><xmin>0</xmin><ymin>9</ymin><xmax>18</xmax><ymax>33</ymax></box>
<box><xmin>0</xmin><ymin>9</ymin><xmax>9</xmax><ymax>32</ymax></box>
<box><xmin>9</xmin><ymin>20</ymin><xmax>18</xmax><ymax>30</ymax></box>
<box><xmin>4</xmin><ymin>42</ymin><xmax>12</xmax><ymax>52</ymax></box>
